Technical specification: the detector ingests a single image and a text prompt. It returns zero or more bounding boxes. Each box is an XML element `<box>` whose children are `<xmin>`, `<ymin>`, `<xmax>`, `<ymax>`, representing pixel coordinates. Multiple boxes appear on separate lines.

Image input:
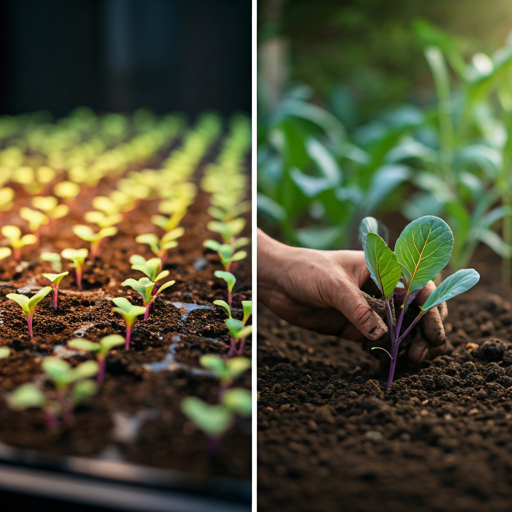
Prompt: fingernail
<box><xmin>366</xmin><ymin>316</ymin><xmax>387</xmax><ymax>340</ymax></box>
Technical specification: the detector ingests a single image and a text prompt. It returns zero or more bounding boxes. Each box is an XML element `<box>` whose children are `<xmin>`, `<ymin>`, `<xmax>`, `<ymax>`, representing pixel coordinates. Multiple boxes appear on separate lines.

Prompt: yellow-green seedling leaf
<box><xmin>99</xmin><ymin>334</ymin><xmax>125</xmax><ymax>356</ymax></box>
<box><xmin>0</xmin><ymin>247</ymin><xmax>11</xmax><ymax>261</ymax></box>
<box><xmin>207</xmin><ymin>218</ymin><xmax>245</xmax><ymax>242</ymax></box>
<box><xmin>2</xmin><ymin>226</ymin><xmax>36</xmax><ymax>251</ymax></box>
<box><xmin>36</xmin><ymin>166</ymin><xmax>56</xmax><ymax>184</ymax></box>
<box><xmin>61</xmin><ymin>248</ymin><xmax>88</xmax><ymax>265</ymax></box>
<box><xmin>226</xmin><ymin>318</ymin><xmax>244</xmax><ymax>338</ymax></box>
<box><xmin>92</xmin><ymin>196</ymin><xmax>120</xmax><ymax>216</ymax></box>
<box><xmin>214</xmin><ymin>271</ymin><xmax>236</xmax><ymax>292</ymax></box>
<box><xmin>84</xmin><ymin>211</ymin><xmax>122</xmax><ymax>228</ymax></box>
<box><xmin>0</xmin><ymin>346</ymin><xmax>10</xmax><ymax>358</ymax></box>
<box><xmin>135</xmin><ymin>233</ymin><xmax>159</xmax><ymax>252</ymax></box>
<box><xmin>420</xmin><ymin>269</ymin><xmax>480</xmax><ymax>312</ymax></box>
<box><xmin>233</xmin><ymin>237</ymin><xmax>250</xmax><ymax>250</ymax></box>
<box><xmin>235</xmin><ymin>325</ymin><xmax>252</xmax><ymax>340</ymax></box>
<box><xmin>213</xmin><ymin>300</ymin><xmax>232</xmax><ymax>318</ymax></box>
<box><xmin>226</xmin><ymin>357</ymin><xmax>252</xmax><ymax>380</ymax></box>
<box><xmin>161</xmin><ymin>227</ymin><xmax>184</xmax><ymax>245</ymax></box>
<box><xmin>31</xmin><ymin>196</ymin><xmax>58</xmax><ymax>212</ymax></box>
<box><xmin>200</xmin><ymin>355</ymin><xmax>228</xmax><ymax>380</ymax></box>
<box><xmin>131</xmin><ymin>257</ymin><xmax>162</xmax><ymax>281</ymax></box>
<box><xmin>112</xmin><ymin>297</ymin><xmax>146</xmax><ymax>325</ymax></box>
<box><xmin>157</xmin><ymin>280</ymin><xmax>175</xmax><ymax>294</ymax></box>
<box><xmin>122</xmin><ymin>277</ymin><xmax>154</xmax><ymax>305</ymax></box>
<box><xmin>0</xmin><ymin>187</ymin><xmax>14</xmax><ymax>211</ymax></box>
<box><xmin>395</xmin><ymin>216</ymin><xmax>454</xmax><ymax>298</ymax></box>
<box><xmin>49</xmin><ymin>204</ymin><xmax>69</xmax><ymax>219</ymax></box>
<box><xmin>6</xmin><ymin>293</ymin><xmax>31</xmax><ymax>316</ymax></box>
<box><xmin>42</xmin><ymin>272</ymin><xmax>68</xmax><ymax>287</ymax></box>
<box><xmin>42</xmin><ymin>357</ymin><xmax>72</xmax><ymax>388</ymax></box>
<box><xmin>363</xmin><ymin>233</ymin><xmax>402</xmax><ymax>300</ymax></box>
<box><xmin>28</xmin><ymin>286</ymin><xmax>52</xmax><ymax>310</ymax></box>
<box><xmin>181</xmin><ymin>396</ymin><xmax>233</xmax><ymax>437</ymax></box>
<box><xmin>203</xmin><ymin>239</ymin><xmax>222</xmax><ymax>252</ymax></box>
<box><xmin>129</xmin><ymin>254</ymin><xmax>147</xmax><ymax>265</ymax></box>
<box><xmin>67</xmin><ymin>338</ymin><xmax>100</xmax><ymax>353</ymax></box>
<box><xmin>231</xmin><ymin>250</ymin><xmax>247</xmax><ymax>262</ymax></box>
<box><xmin>242</xmin><ymin>301</ymin><xmax>252</xmax><ymax>325</ymax></box>
<box><xmin>41</xmin><ymin>252</ymin><xmax>62</xmax><ymax>272</ymax></box>
<box><xmin>71</xmin><ymin>379</ymin><xmax>98</xmax><ymax>405</ymax></box>
<box><xmin>67</xmin><ymin>360</ymin><xmax>100</xmax><ymax>382</ymax></box>
<box><xmin>54</xmin><ymin>181</ymin><xmax>80</xmax><ymax>199</ymax></box>
<box><xmin>8</xmin><ymin>383</ymin><xmax>47</xmax><ymax>409</ymax></box>
<box><xmin>73</xmin><ymin>225</ymin><xmax>96</xmax><ymax>242</ymax></box>
<box><xmin>19</xmin><ymin>208</ymin><xmax>49</xmax><ymax>232</ymax></box>
<box><xmin>155</xmin><ymin>270</ymin><xmax>170</xmax><ymax>282</ymax></box>
<box><xmin>221</xmin><ymin>388</ymin><xmax>252</xmax><ymax>417</ymax></box>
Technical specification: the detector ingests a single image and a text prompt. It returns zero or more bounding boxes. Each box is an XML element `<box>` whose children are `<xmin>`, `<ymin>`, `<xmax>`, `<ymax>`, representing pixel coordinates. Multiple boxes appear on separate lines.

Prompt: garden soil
<box><xmin>0</xmin><ymin>145</ymin><xmax>251</xmax><ymax>481</ymax></box>
<box><xmin>258</xmin><ymin>235</ymin><xmax>512</xmax><ymax>512</ymax></box>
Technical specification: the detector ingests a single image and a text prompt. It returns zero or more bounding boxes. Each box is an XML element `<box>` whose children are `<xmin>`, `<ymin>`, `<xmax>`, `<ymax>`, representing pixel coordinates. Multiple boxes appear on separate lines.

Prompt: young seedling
<box><xmin>112</xmin><ymin>297</ymin><xmax>146</xmax><ymax>349</ymax></box>
<box><xmin>2</xmin><ymin>225</ymin><xmax>37</xmax><ymax>261</ymax></box>
<box><xmin>84</xmin><ymin>210</ymin><xmax>122</xmax><ymax>229</ymax></box>
<box><xmin>61</xmin><ymin>248</ymin><xmax>88</xmax><ymax>290</ymax></box>
<box><xmin>73</xmin><ymin>225</ymin><xmax>118</xmax><ymax>259</ymax></box>
<box><xmin>130</xmin><ymin>255</ymin><xmax>168</xmax><ymax>282</ymax></box>
<box><xmin>203</xmin><ymin>240</ymin><xmax>247</xmax><ymax>272</ymax></box>
<box><xmin>181</xmin><ymin>388</ymin><xmax>251</xmax><ymax>453</ymax></box>
<box><xmin>6</xmin><ymin>286</ymin><xmax>53</xmax><ymax>339</ymax></box>
<box><xmin>135</xmin><ymin>228</ymin><xmax>184</xmax><ymax>260</ymax></box>
<box><xmin>54</xmin><ymin>181</ymin><xmax>80</xmax><ymax>200</ymax></box>
<box><xmin>122</xmin><ymin>277</ymin><xmax>175</xmax><ymax>320</ymax></box>
<box><xmin>199</xmin><ymin>354</ymin><xmax>251</xmax><ymax>390</ymax></box>
<box><xmin>359</xmin><ymin>216</ymin><xmax>480</xmax><ymax>389</ymax></box>
<box><xmin>31</xmin><ymin>196</ymin><xmax>69</xmax><ymax>220</ymax></box>
<box><xmin>40</xmin><ymin>252</ymin><xmax>62</xmax><ymax>272</ymax></box>
<box><xmin>207</xmin><ymin>218</ymin><xmax>246</xmax><ymax>244</ymax></box>
<box><xmin>225</xmin><ymin>319</ymin><xmax>253</xmax><ymax>357</ymax></box>
<box><xmin>8</xmin><ymin>357</ymin><xmax>98</xmax><ymax>430</ymax></box>
<box><xmin>20</xmin><ymin>207</ymin><xmax>49</xmax><ymax>233</ymax></box>
<box><xmin>151</xmin><ymin>207</ymin><xmax>187</xmax><ymax>232</ymax></box>
<box><xmin>214</xmin><ymin>270</ymin><xmax>236</xmax><ymax>307</ymax></box>
<box><xmin>42</xmin><ymin>271</ymin><xmax>69</xmax><ymax>309</ymax></box>
<box><xmin>67</xmin><ymin>334</ymin><xmax>125</xmax><ymax>385</ymax></box>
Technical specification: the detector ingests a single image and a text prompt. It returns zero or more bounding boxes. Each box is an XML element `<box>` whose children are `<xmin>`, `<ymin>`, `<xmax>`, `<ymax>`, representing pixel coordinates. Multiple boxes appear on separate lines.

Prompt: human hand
<box><xmin>257</xmin><ymin>229</ymin><xmax>448</xmax><ymax>364</ymax></box>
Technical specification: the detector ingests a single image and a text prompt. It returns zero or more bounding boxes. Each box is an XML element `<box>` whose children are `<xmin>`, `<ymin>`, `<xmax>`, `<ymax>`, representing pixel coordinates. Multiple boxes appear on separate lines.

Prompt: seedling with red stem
<box><xmin>214</xmin><ymin>270</ymin><xmax>236</xmax><ymax>307</ymax></box>
<box><xmin>73</xmin><ymin>225</ymin><xmax>118</xmax><ymax>260</ymax></box>
<box><xmin>135</xmin><ymin>228</ymin><xmax>184</xmax><ymax>261</ymax></box>
<box><xmin>6</xmin><ymin>286</ymin><xmax>52</xmax><ymax>339</ymax></box>
<box><xmin>2</xmin><ymin>225</ymin><xmax>36</xmax><ymax>261</ymax></box>
<box><xmin>122</xmin><ymin>277</ymin><xmax>175</xmax><ymax>320</ymax></box>
<box><xmin>112</xmin><ymin>297</ymin><xmax>146</xmax><ymax>349</ymax></box>
<box><xmin>42</xmin><ymin>272</ymin><xmax>69</xmax><ymax>309</ymax></box>
<box><xmin>61</xmin><ymin>248</ymin><xmax>88</xmax><ymax>290</ymax></box>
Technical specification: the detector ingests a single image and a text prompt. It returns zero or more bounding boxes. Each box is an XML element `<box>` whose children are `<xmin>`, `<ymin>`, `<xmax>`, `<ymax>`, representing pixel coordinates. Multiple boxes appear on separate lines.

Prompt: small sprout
<box><xmin>207</xmin><ymin>218</ymin><xmax>245</xmax><ymax>244</ymax></box>
<box><xmin>2</xmin><ymin>225</ymin><xmax>37</xmax><ymax>261</ymax></box>
<box><xmin>61</xmin><ymin>248</ymin><xmax>88</xmax><ymax>290</ymax></box>
<box><xmin>31</xmin><ymin>196</ymin><xmax>69</xmax><ymax>219</ymax></box>
<box><xmin>67</xmin><ymin>334</ymin><xmax>125</xmax><ymax>385</ymax></box>
<box><xmin>203</xmin><ymin>240</ymin><xmax>246</xmax><ymax>272</ymax></box>
<box><xmin>225</xmin><ymin>318</ymin><xmax>252</xmax><ymax>357</ymax></box>
<box><xmin>112</xmin><ymin>298</ymin><xmax>146</xmax><ymax>349</ymax></box>
<box><xmin>8</xmin><ymin>358</ymin><xmax>99</xmax><ymax>430</ymax></box>
<box><xmin>54</xmin><ymin>181</ymin><xmax>80</xmax><ymax>200</ymax></box>
<box><xmin>42</xmin><ymin>272</ymin><xmax>69</xmax><ymax>309</ymax></box>
<box><xmin>122</xmin><ymin>277</ymin><xmax>175</xmax><ymax>320</ymax></box>
<box><xmin>135</xmin><ymin>227</ymin><xmax>184</xmax><ymax>260</ymax></box>
<box><xmin>92</xmin><ymin>196</ymin><xmax>122</xmax><ymax>216</ymax></box>
<box><xmin>6</xmin><ymin>286</ymin><xmax>52</xmax><ymax>339</ymax></box>
<box><xmin>20</xmin><ymin>207</ymin><xmax>49</xmax><ymax>233</ymax></box>
<box><xmin>73</xmin><ymin>225</ymin><xmax>118</xmax><ymax>260</ymax></box>
<box><xmin>40</xmin><ymin>252</ymin><xmax>62</xmax><ymax>272</ymax></box>
<box><xmin>0</xmin><ymin>346</ymin><xmax>10</xmax><ymax>359</ymax></box>
<box><xmin>242</xmin><ymin>300</ymin><xmax>252</xmax><ymax>325</ymax></box>
<box><xmin>214</xmin><ymin>270</ymin><xmax>236</xmax><ymax>307</ymax></box>
<box><xmin>130</xmin><ymin>255</ymin><xmax>168</xmax><ymax>282</ymax></box>
<box><xmin>199</xmin><ymin>354</ymin><xmax>251</xmax><ymax>387</ymax></box>
<box><xmin>213</xmin><ymin>300</ymin><xmax>232</xmax><ymax>319</ymax></box>
<box><xmin>151</xmin><ymin>208</ymin><xmax>187</xmax><ymax>232</ymax></box>
<box><xmin>84</xmin><ymin>211</ymin><xmax>122</xmax><ymax>229</ymax></box>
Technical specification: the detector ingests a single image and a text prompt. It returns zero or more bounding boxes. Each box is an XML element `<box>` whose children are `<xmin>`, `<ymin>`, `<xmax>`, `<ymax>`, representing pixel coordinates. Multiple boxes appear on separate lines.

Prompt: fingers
<box><xmin>438</xmin><ymin>301</ymin><xmax>448</xmax><ymax>321</ymax></box>
<box><xmin>422</xmin><ymin>306</ymin><xmax>446</xmax><ymax>347</ymax></box>
<box><xmin>332</xmin><ymin>283</ymin><xmax>388</xmax><ymax>341</ymax></box>
<box><xmin>408</xmin><ymin>338</ymin><xmax>429</xmax><ymax>365</ymax></box>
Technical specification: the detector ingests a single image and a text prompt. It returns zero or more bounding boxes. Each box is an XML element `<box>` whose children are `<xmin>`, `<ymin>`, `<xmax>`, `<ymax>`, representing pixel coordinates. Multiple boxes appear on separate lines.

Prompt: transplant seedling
<box><xmin>130</xmin><ymin>255</ymin><xmax>168</xmax><ymax>282</ymax></box>
<box><xmin>73</xmin><ymin>225</ymin><xmax>118</xmax><ymax>259</ymax></box>
<box><xmin>42</xmin><ymin>272</ymin><xmax>69</xmax><ymax>309</ymax></box>
<box><xmin>214</xmin><ymin>270</ymin><xmax>236</xmax><ymax>307</ymax></box>
<box><xmin>2</xmin><ymin>225</ymin><xmax>37</xmax><ymax>261</ymax></box>
<box><xmin>8</xmin><ymin>357</ymin><xmax>99</xmax><ymax>430</ymax></box>
<box><xmin>67</xmin><ymin>334</ymin><xmax>125</xmax><ymax>385</ymax></box>
<box><xmin>61</xmin><ymin>248</ymin><xmax>88</xmax><ymax>290</ymax></box>
<box><xmin>225</xmin><ymin>319</ymin><xmax>253</xmax><ymax>357</ymax></box>
<box><xmin>122</xmin><ymin>277</ymin><xmax>175</xmax><ymax>320</ymax></box>
<box><xmin>203</xmin><ymin>240</ymin><xmax>247</xmax><ymax>272</ymax></box>
<box><xmin>6</xmin><ymin>286</ymin><xmax>52</xmax><ymax>339</ymax></box>
<box><xmin>135</xmin><ymin>228</ymin><xmax>184</xmax><ymax>260</ymax></box>
<box><xmin>112</xmin><ymin>297</ymin><xmax>146</xmax><ymax>349</ymax></box>
<box><xmin>199</xmin><ymin>355</ymin><xmax>251</xmax><ymax>389</ymax></box>
<box><xmin>359</xmin><ymin>216</ymin><xmax>480</xmax><ymax>389</ymax></box>
<box><xmin>40</xmin><ymin>252</ymin><xmax>62</xmax><ymax>272</ymax></box>
<box><xmin>181</xmin><ymin>388</ymin><xmax>251</xmax><ymax>453</ymax></box>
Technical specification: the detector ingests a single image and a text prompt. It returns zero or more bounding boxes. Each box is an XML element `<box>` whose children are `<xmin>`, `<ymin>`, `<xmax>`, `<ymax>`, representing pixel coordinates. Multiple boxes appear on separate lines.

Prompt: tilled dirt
<box><xmin>0</xmin><ymin>146</ymin><xmax>251</xmax><ymax>480</ymax></box>
<box><xmin>257</xmin><ymin>244</ymin><xmax>512</xmax><ymax>512</ymax></box>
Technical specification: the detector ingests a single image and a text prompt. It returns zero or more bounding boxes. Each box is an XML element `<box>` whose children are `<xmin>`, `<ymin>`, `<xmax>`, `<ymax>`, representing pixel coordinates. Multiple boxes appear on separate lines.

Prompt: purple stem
<box><xmin>386</xmin><ymin>342</ymin><xmax>400</xmax><ymax>390</ymax></box>
<box><xmin>44</xmin><ymin>409</ymin><xmax>58</xmax><ymax>431</ymax></box>
<box><xmin>52</xmin><ymin>283</ymin><xmax>58</xmax><ymax>309</ymax></box>
<box><xmin>125</xmin><ymin>325</ymin><xmax>132</xmax><ymax>349</ymax></box>
<box><xmin>227</xmin><ymin>337</ymin><xmax>237</xmax><ymax>357</ymax></box>
<box><xmin>206</xmin><ymin>436</ymin><xmax>221</xmax><ymax>454</ymax></box>
<box><xmin>384</xmin><ymin>300</ymin><xmax>395</xmax><ymax>341</ymax></box>
<box><xmin>237</xmin><ymin>336</ymin><xmax>247</xmax><ymax>355</ymax></box>
<box><xmin>397</xmin><ymin>312</ymin><xmax>425</xmax><ymax>345</ymax></box>
<box><xmin>144</xmin><ymin>302</ymin><xmax>153</xmax><ymax>321</ymax></box>
<box><xmin>97</xmin><ymin>357</ymin><xmax>106</xmax><ymax>385</ymax></box>
<box><xmin>27</xmin><ymin>313</ymin><xmax>34</xmax><ymax>340</ymax></box>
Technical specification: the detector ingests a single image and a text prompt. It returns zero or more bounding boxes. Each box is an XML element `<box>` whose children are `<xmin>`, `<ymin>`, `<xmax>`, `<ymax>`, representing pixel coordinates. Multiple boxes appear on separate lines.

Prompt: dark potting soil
<box><xmin>0</xmin><ymin>146</ymin><xmax>251</xmax><ymax>481</ymax></box>
<box><xmin>257</xmin><ymin>243</ymin><xmax>512</xmax><ymax>512</ymax></box>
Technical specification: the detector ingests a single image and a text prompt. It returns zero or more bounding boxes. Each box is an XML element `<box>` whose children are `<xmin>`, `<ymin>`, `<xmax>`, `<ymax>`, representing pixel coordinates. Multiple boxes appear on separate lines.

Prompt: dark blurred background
<box><xmin>0</xmin><ymin>0</ymin><xmax>251</xmax><ymax>117</ymax></box>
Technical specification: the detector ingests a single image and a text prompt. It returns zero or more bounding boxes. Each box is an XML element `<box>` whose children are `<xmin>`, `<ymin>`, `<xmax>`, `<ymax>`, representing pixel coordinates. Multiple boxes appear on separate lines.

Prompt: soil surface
<box><xmin>0</xmin><ymin>141</ymin><xmax>251</xmax><ymax>482</ymax></box>
<box><xmin>257</xmin><ymin>241</ymin><xmax>512</xmax><ymax>512</ymax></box>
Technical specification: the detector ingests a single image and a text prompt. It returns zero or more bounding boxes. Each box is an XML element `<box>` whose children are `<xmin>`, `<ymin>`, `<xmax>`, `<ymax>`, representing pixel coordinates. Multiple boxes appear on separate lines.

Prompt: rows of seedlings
<box><xmin>0</xmin><ymin>108</ymin><xmax>252</xmax><ymax>479</ymax></box>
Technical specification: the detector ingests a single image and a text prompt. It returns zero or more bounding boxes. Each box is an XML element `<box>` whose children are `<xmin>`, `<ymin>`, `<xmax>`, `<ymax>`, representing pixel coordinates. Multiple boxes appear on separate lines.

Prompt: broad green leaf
<box><xmin>28</xmin><ymin>287</ymin><xmax>52</xmax><ymax>309</ymax></box>
<box><xmin>42</xmin><ymin>357</ymin><xmax>71</xmax><ymax>384</ymax></box>
<box><xmin>99</xmin><ymin>334</ymin><xmax>125</xmax><ymax>352</ymax></box>
<box><xmin>235</xmin><ymin>325</ymin><xmax>252</xmax><ymax>339</ymax></box>
<box><xmin>231</xmin><ymin>251</ymin><xmax>247</xmax><ymax>262</ymax></box>
<box><xmin>421</xmin><ymin>269</ymin><xmax>480</xmax><ymax>311</ymax></box>
<box><xmin>225</xmin><ymin>318</ymin><xmax>243</xmax><ymax>337</ymax></box>
<box><xmin>221</xmin><ymin>388</ymin><xmax>252</xmax><ymax>417</ymax></box>
<box><xmin>67</xmin><ymin>338</ymin><xmax>100</xmax><ymax>352</ymax></box>
<box><xmin>42</xmin><ymin>272</ymin><xmax>68</xmax><ymax>286</ymax></box>
<box><xmin>181</xmin><ymin>396</ymin><xmax>233</xmax><ymax>437</ymax></box>
<box><xmin>359</xmin><ymin>216</ymin><xmax>389</xmax><ymax>246</ymax></box>
<box><xmin>213</xmin><ymin>300</ymin><xmax>232</xmax><ymax>318</ymax></box>
<box><xmin>71</xmin><ymin>379</ymin><xmax>98</xmax><ymax>404</ymax></box>
<box><xmin>200</xmin><ymin>354</ymin><xmax>226</xmax><ymax>378</ymax></box>
<box><xmin>226</xmin><ymin>357</ymin><xmax>251</xmax><ymax>379</ymax></box>
<box><xmin>395</xmin><ymin>216</ymin><xmax>453</xmax><ymax>296</ymax></box>
<box><xmin>9</xmin><ymin>383</ymin><xmax>46</xmax><ymax>409</ymax></box>
<box><xmin>129</xmin><ymin>254</ymin><xmax>146</xmax><ymax>265</ymax></box>
<box><xmin>2</xmin><ymin>225</ymin><xmax>21</xmax><ymax>241</ymax></box>
<box><xmin>136</xmin><ymin>233</ymin><xmax>159</xmax><ymax>246</ymax></box>
<box><xmin>363</xmin><ymin>233</ymin><xmax>402</xmax><ymax>300</ymax></box>
<box><xmin>68</xmin><ymin>360</ymin><xmax>99</xmax><ymax>382</ymax></box>
<box><xmin>214</xmin><ymin>271</ymin><xmax>236</xmax><ymax>291</ymax></box>
<box><xmin>112</xmin><ymin>297</ymin><xmax>133</xmax><ymax>313</ymax></box>
<box><xmin>6</xmin><ymin>293</ymin><xmax>30</xmax><ymax>315</ymax></box>
<box><xmin>73</xmin><ymin>225</ymin><xmax>95</xmax><ymax>241</ymax></box>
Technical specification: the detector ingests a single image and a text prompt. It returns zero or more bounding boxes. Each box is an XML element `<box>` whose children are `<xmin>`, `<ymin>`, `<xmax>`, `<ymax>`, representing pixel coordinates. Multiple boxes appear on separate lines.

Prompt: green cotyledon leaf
<box><xmin>420</xmin><ymin>269</ymin><xmax>480</xmax><ymax>311</ymax></box>
<box><xmin>395</xmin><ymin>216</ymin><xmax>453</xmax><ymax>297</ymax></box>
<box><xmin>363</xmin><ymin>233</ymin><xmax>402</xmax><ymax>300</ymax></box>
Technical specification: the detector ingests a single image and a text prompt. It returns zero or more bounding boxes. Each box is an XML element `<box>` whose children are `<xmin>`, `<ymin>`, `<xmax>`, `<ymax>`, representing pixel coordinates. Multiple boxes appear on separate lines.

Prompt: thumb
<box><xmin>333</xmin><ymin>283</ymin><xmax>388</xmax><ymax>341</ymax></box>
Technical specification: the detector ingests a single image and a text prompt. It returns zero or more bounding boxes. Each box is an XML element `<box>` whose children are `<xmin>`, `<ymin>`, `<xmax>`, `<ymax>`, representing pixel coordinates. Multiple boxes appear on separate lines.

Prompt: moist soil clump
<box><xmin>0</xmin><ymin>154</ymin><xmax>251</xmax><ymax>480</ymax></box>
<box><xmin>258</xmin><ymin>244</ymin><xmax>512</xmax><ymax>512</ymax></box>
